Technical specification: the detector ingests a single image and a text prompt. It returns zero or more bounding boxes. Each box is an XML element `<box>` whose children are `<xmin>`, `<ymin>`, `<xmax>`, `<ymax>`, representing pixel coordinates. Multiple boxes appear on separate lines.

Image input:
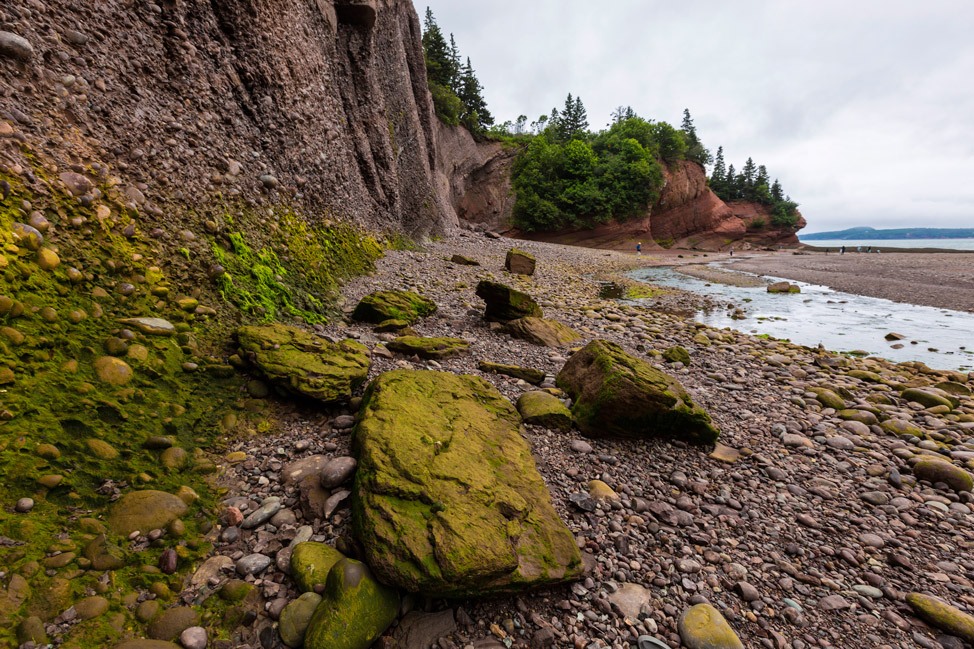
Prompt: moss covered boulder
<box><xmin>663</xmin><ymin>345</ymin><xmax>691</xmax><ymax>365</ymax></box>
<box><xmin>290</xmin><ymin>542</ymin><xmax>345</xmax><ymax>593</ymax></box>
<box><xmin>517</xmin><ymin>391</ymin><xmax>573</xmax><ymax>432</ymax></box>
<box><xmin>906</xmin><ymin>593</ymin><xmax>974</xmax><ymax>644</ymax></box>
<box><xmin>505</xmin><ymin>248</ymin><xmax>536</xmax><ymax>276</ymax></box>
<box><xmin>107</xmin><ymin>490</ymin><xmax>188</xmax><ymax>536</ymax></box>
<box><xmin>767</xmin><ymin>281</ymin><xmax>800</xmax><ymax>294</ymax></box>
<box><xmin>237</xmin><ymin>323</ymin><xmax>370</xmax><ymax>403</ymax></box>
<box><xmin>880</xmin><ymin>418</ymin><xmax>924</xmax><ymax>438</ymax></box>
<box><xmin>351</xmin><ymin>290</ymin><xmax>436</xmax><ymax>325</ymax></box>
<box><xmin>478</xmin><ymin>361</ymin><xmax>545</xmax><ymax>385</ymax></box>
<box><xmin>556</xmin><ymin>340</ymin><xmax>718</xmax><ymax>443</ymax></box>
<box><xmin>352</xmin><ymin>370</ymin><xmax>582</xmax><ymax>597</ymax></box>
<box><xmin>902</xmin><ymin>387</ymin><xmax>957</xmax><ymax>410</ymax></box>
<box><xmin>279</xmin><ymin>592</ymin><xmax>322</xmax><ymax>648</ymax></box>
<box><xmin>810</xmin><ymin>387</ymin><xmax>846</xmax><ymax>410</ymax></box>
<box><xmin>913</xmin><ymin>458</ymin><xmax>973</xmax><ymax>492</ymax></box>
<box><xmin>503</xmin><ymin>316</ymin><xmax>580</xmax><ymax>347</ymax></box>
<box><xmin>475</xmin><ymin>280</ymin><xmax>543</xmax><ymax>323</ymax></box>
<box><xmin>303</xmin><ymin>559</ymin><xmax>399</xmax><ymax>649</ymax></box>
<box><xmin>678</xmin><ymin>603</ymin><xmax>744</xmax><ymax>649</ymax></box>
<box><xmin>386</xmin><ymin>336</ymin><xmax>470</xmax><ymax>359</ymax></box>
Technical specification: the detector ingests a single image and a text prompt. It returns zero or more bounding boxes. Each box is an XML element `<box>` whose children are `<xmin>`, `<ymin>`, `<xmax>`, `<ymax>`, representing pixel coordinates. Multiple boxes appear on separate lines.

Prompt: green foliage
<box><xmin>681</xmin><ymin>109</ymin><xmax>712</xmax><ymax>165</ymax></box>
<box><xmin>428</xmin><ymin>81</ymin><xmax>463</xmax><ymax>126</ymax></box>
<box><xmin>710</xmin><ymin>150</ymin><xmax>800</xmax><ymax>229</ymax></box>
<box><xmin>422</xmin><ymin>10</ymin><xmax>492</xmax><ymax>133</ymax></box>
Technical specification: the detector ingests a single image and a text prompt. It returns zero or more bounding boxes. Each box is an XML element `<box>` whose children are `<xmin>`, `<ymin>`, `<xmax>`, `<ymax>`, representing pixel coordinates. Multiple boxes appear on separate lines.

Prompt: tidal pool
<box><xmin>629</xmin><ymin>266</ymin><xmax>974</xmax><ymax>372</ymax></box>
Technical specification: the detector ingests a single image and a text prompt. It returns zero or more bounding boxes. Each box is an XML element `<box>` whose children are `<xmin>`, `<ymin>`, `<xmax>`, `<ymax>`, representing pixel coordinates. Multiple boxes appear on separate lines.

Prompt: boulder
<box><xmin>678</xmin><ymin>603</ymin><xmax>744</xmax><ymax>649</ymax></box>
<box><xmin>352</xmin><ymin>370</ymin><xmax>582</xmax><ymax>596</ymax></box>
<box><xmin>556</xmin><ymin>340</ymin><xmax>718</xmax><ymax>443</ymax></box>
<box><xmin>450</xmin><ymin>254</ymin><xmax>480</xmax><ymax>266</ymax></box>
<box><xmin>913</xmin><ymin>458</ymin><xmax>973</xmax><ymax>492</ymax></box>
<box><xmin>663</xmin><ymin>345</ymin><xmax>691</xmax><ymax>365</ymax></box>
<box><xmin>503</xmin><ymin>317</ymin><xmax>580</xmax><ymax>347</ymax></box>
<box><xmin>478</xmin><ymin>361</ymin><xmax>545</xmax><ymax>385</ymax></box>
<box><xmin>290</xmin><ymin>542</ymin><xmax>345</xmax><ymax>593</ymax></box>
<box><xmin>393</xmin><ymin>610</ymin><xmax>458</xmax><ymax>649</ymax></box>
<box><xmin>351</xmin><ymin>290</ymin><xmax>436</xmax><ymax>325</ymax></box>
<box><xmin>147</xmin><ymin>606</ymin><xmax>200</xmax><ymax>641</ymax></box>
<box><xmin>94</xmin><ymin>356</ymin><xmax>134</xmax><ymax>386</ymax></box>
<box><xmin>475</xmin><ymin>281</ymin><xmax>543</xmax><ymax>322</ymax></box>
<box><xmin>0</xmin><ymin>31</ymin><xmax>34</xmax><ymax>61</ymax></box>
<box><xmin>880</xmin><ymin>418</ymin><xmax>924</xmax><ymax>438</ymax></box>
<box><xmin>906</xmin><ymin>593</ymin><xmax>974</xmax><ymax>644</ymax></box>
<box><xmin>386</xmin><ymin>336</ymin><xmax>470</xmax><ymax>359</ymax></box>
<box><xmin>505</xmin><ymin>248</ymin><xmax>536</xmax><ymax>276</ymax></box>
<box><xmin>237</xmin><ymin>323</ymin><xmax>370</xmax><ymax>403</ymax></box>
<box><xmin>901</xmin><ymin>388</ymin><xmax>956</xmax><ymax>410</ymax></box>
<box><xmin>303</xmin><ymin>559</ymin><xmax>399</xmax><ymax>649</ymax></box>
<box><xmin>516</xmin><ymin>391</ymin><xmax>573</xmax><ymax>431</ymax></box>
<box><xmin>108</xmin><ymin>491</ymin><xmax>188</xmax><ymax>535</ymax></box>
<box><xmin>767</xmin><ymin>281</ymin><xmax>800</xmax><ymax>294</ymax></box>
<box><xmin>809</xmin><ymin>387</ymin><xmax>846</xmax><ymax>410</ymax></box>
<box><xmin>279</xmin><ymin>592</ymin><xmax>322</xmax><ymax>648</ymax></box>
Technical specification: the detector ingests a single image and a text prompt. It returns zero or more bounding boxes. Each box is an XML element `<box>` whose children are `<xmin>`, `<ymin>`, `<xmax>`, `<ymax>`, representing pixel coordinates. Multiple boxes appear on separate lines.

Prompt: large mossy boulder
<box><xmin>913</xmin><ymin>458</ymin><xmax>974</xmax><ymax>492</ymax></box>
<box><xmin>303</xmin><ymin>558</ymin><xmax>399</xmax><ymax>649</ymax></box>
<box><xmin>290</xmin><ymin>542</ymin><xmax>345</xmax><ymax>593</ymax></box>
<box><xmin>906</xmin><ymin>593</ymin><xmax>974</xmax><ymax>644</ymax></box>
<box><xmin>237</xmin><ymin>323</ymin><xmax>370</xmax><ymax>403</ymax></box>
<box><xmin>678</xmin><ymin>603</ymin><xmax>744</xmax><ymax>649</ymax></box>
<box><xmin>352</xmin><ymin>370</ymin><xmax>582</xmax><ymax>597</ymax></box>
<box><xmin>107</xmin><ymin>490</ymin><xmax>188</xmax><ymax>536</ymax></box>
<box><xmin>503</xmin><ymin>316</ymin><xmax>580</xmax><ymax>347</ymax></box>
<box><xmin>517</xmin><ymin>391</ymin><xmax>573</xmax><ymax>431</ymax></box>
<box><xmin>475</xmin><ymin>280</ymin><xmax>543</xmax><ymax>322</ymax></box>
<box><xmin>505</xmin><ymin>248</ymin><xmax>536</xmax><ymax>276</ymax></box>
<box><xmin>351</xmin><ymin>290</ymin><xmax>436</xmax><ymax>325</ymax></box>
<box><xmin>386</xmin><ymin>336</ymin><xmax>470</xmax><ymax>359</ymax></box>
<box><xmin>901</xmin><ymin>387</ymin><xmax>957</xmax><ymax>410</ymax></box>
<box><xmin>556</xmin><ymin>340</ymin><xmax>719</xmax><ymax>443</ymax></box>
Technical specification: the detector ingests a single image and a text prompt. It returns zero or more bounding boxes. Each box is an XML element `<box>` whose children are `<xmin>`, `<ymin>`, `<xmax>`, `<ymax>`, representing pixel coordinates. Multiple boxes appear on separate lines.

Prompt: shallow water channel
<box><xmin>629</xmin><ymin>266</ymin><xmax>974</xmax><ymax>372</ymax></box>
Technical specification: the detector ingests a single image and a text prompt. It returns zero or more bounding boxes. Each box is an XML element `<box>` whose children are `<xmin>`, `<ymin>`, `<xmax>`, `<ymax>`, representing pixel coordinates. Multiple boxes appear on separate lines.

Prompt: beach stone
<box><xmin>517</xmin><ymin>391</ymin><xmax>573</xmax><ymax>431</ymax></box>
<box><xmin>94</xmin><ymin>356</ymin><xmax>134</xmax><ymax>385</ymax></box>
<box><xmin>476</xmin><ymin>280</ymin><xmax>543</xmax><ymax>322</ymax></box>
<box><xmin>588</xmin><ymin>479</ymin><xmax>619</xmax><ymax>501</ymax></box>
<box><xmin>108</xmin><ymin>491</ymin><xmax>188</xmax><ymax>535</ymax></box>
<box><xmin>236</xmin><ymin>553</ymin><xmax>272</xmax><ymax>576</ymax></box>
<box><xmin>393</xmin><ymin>610</ymin><xmax>458</xmax><ymax>649</ymax></box>
<box><xmin>59</xmin><ymin>171</ymin><xmax>93</xmax><ymax>196</ymax></box>
<box><xmin>284</xmin><ymin>455</ymin><xmax>330</xmax><ymax>484</ymax></box>
<box><xmin>386</xmin><ymin>336</ymin><xmax>470</xmax><ymax>359</ymax></box>
<box><xmin>147</xmin><ymin>606</ymin><xmax>200</xmax><ymax>641</ymax></box>
<box><xmin>14</xmin><ymin>497</ymin><xmax>34</xmax><ymax>513</ymax></box>
<box><xmin>502</xmin><ymin>316</ymin><xmax>581</xmax><ymax>347</ymax></box>
<box><xmin>881</xmin><ymin>418</ymin><xmax>924</xmax><ymax>438</ymax></box>
<box><xmin>118</xmin><ymin>317</ymin><xmax>176</xmax><ymax>336</ymax></box>
<box><xmin>556</xmin><ymin>339</ymin><xmax>719</xmax><ymax>443</ymax></box>
<box><xmin>902</xmin><ymin>388</ymin><xmax>955</xmax><ymax>410</ymax></box>
<box><xmin>710</xmin><ymin>443</ymin><xmax>741</xmax><ymax>463</ymax></box>
<box><xmin>505</xmin><ymin>248</ymin><xmax>536</xmax><ymax>275</ymax></box>
<box><xmin>0</xmin><ymin>31</ymin><xmax>33</xmax><ymax>60</ymax></box>
<box><xmin>450</xmin><ymin>254</ymin><xmax>480</xmax><ymax>266</ymax></box>
<box><xmin>83</xmin><ymin>534</ymin><xmax>126</xmax><ymax>570</ymax></box>
<box><xmin>218</xmin><ymin>580</ymin><xmax>253</xmax><ymax>602</ymax></box>
<box><xmin>478</xmin><ymin>361</ymin><xmax>546</xmax><ymax>385</ymax></box>
<box><xmin>810</xmin><ymin>387</ymin><xmax>846</xmax><ymax>410</ymax></box>
<box><xmin>914</xmin><ymin>458</ymin><xmax>973</xmax><ymax>492</ymax></box>
<box><xmin>191</xmin><ymin>556</ymin><xmax>234</xmax><ymax>587</ymax></box>
<box><xmin>178</xmin><ymin>627</ymin><xmax>207</xmax><ymax>649</ymax></box>
<box><xmin>819</xmin><ymin>594</ymin><xmax>853</xmax><ymax>611</ymax></box>
<box><xmin>279</xmin><ymin>592</ymin><xmax>322</xmax><ymax>647</ymax></box>
<box><xmin>16</xmin><ymin>616</ymin><xmax>47</xmax><ymax>645</ymax></box>
<box><xmin>570</xmin><ymin>439</ymin><xmax>593</xmax><ymax>454</ymax></box>
<box><xmin>353</xmin><ymin>370</ymin><xmax>582</xmax><ymax>596</ymax></box>
<box><xmin>678</xmin><ymin>603</ymin><xmax>744</xmax><ymax>649</ymax></box>
<box><xmin>241</xmin><ymin>496</ymin><xmax>283</xmax><ymax>528</ymax></box>
<box><xmin>767</xmin><ymin>281</ymin><xmax>800</xmax><ymax>294</ymax></box>
<box><xmin>290</xmin><ymin>542</ymin><xmax>345</xmax><ymax>592</ymax></box>
<box><xmin>936</xmin><ymin>381</ymin><xmax>971</xmax><ymax>396</ymax></box>
<box><xmin>608</xmin><ymin>583</ymin><xmax>652</xmax><ymax>620</ymax></box>
<box><xmin>663</xmin><ymin>345</ymin><xmax>691</xmax><ymax>365</ymax></box>
<box><xmin>86</xmin><ymin>438</ymin><xmax>119</xmax><ymax>460</ymax></box>
<box><xmin>320</xmin><ymin>457</ymin><xmax>357</xmax><ymax>488</ymax></box>
<box><xmin>74</xmin><ymin>595</ymin><xmax>110</xmax><ymax>619</ymax></box>
<box><xmin>237</xmin><ymin>323</ymin><xmax>370</xmax><ymax>403</ymax></box>
<box><xmin>351</xmin><ymin>290</ymin><xmax>436</xmax><ymax>324</ymax></box>
<box><xmin>36</xmin><ymin>247</ymin><xmax>60</xmax><ymax>270</ymax></box>
<box><xmin>303</xmin><ymin>559</ymin><xmax>399</xmax><ymax>649</ymax></box>
<box><xmin>906</xmin><ymin>593</ymin><xmax>974</xmax><ymax>643</ymax></box>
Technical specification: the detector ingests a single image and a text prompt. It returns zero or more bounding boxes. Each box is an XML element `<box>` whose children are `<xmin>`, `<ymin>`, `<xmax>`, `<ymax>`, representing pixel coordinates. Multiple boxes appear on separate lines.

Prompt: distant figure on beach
<box><xmin>866</xmin><ymin>246</ymin><xmax>871</xmax><ymax>253</ymax></box>
<box><xmin>636</xmin><ymin>242</ymin><xmax>641</xmax><ymax>255</ymax></box>
<box><xmin>729</xmin><ymin>250</ymin><xmax>733</xmax><ymax>256</ymax></box>
<box><xmin>840</xmin><ymin>246</ymin><xmax>845</xmax><ymax>254</ymax></box>
<box><xmin>857</xmin><ymin>246</ymin><xmax>862</xmax><ymax>253</ymax></box>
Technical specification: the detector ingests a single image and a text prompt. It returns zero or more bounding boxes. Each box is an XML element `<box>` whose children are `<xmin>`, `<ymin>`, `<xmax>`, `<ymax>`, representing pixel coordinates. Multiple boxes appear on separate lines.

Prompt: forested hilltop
<box><xmin>422</xmin><ymin>9</ymin><xmax>802</xmax><ymax>237</ymax></box>
<box><xmin>802</xmin><ymin>227</ymin><xmax>974</xmax><ymax>240</ymax></box>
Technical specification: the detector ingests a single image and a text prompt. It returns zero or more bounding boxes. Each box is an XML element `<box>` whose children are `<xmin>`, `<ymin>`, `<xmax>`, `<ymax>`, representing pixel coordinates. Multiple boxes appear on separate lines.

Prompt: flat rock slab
<box><xmin>351</xmin><ymin>290</ymin><xmax>436</xmax><ymax>324</ymax></box>
<box><xmin>352</xmin><ymin>370</ymin><xmax>582</xmax><ymax>597</ymax></box>
<box><xmin>556</xmin><ymin>340</ymin><xmax>719</xmax><ymax>444</ymax></box>
<box><xmin>386</xmin><ymin>336</ymin><xmax>470</xmax><ymax>359</ymax></box>
<box><xmin>237</xmin><ymin>323</ymin><xmax>370</xmax><ymax>403</ymax></box>
<box><xmin>118</xmin><ymin>317</ymin><xmax>176</xmax><ymax>336</ymax></box>
<box><xmin>503</xmin><ymin>317</ymin><xmax>580</xmax><ymax>347</ymax></box>
<box><xmin>476</xmin><ymin>280</ymin><xmax>543</xmax><ymax>322</ymax></box>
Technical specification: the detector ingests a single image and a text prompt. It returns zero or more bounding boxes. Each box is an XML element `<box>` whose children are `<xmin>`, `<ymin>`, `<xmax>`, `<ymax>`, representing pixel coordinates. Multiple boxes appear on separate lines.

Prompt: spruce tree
<box><xmin>770</xmin><ymin>179</ymin><xmax>784</xmax><ymax>202</ymax></box>
<box><xmin>448</xmin><ymin>34</ymin><xmax>462</xmax><ymax>93</ymax></box>
<box><xmin>422</xmin><ymin>9</ymin><xmax>453</xmax><ymax>89</ymax></box>
<box><xmin>710</xmin><ymin>146</ymin><xmax>726</xmax><ymax>198</ymax></box>
<box><xmin>458</xmin><ymin>57</ymin><xmax>493</xmax><ymax>131</ymax></box>
<box><xmin>725</xmin><ymin>164</ymin><xmax>737</xmax><ymax>199</ymax></box>
<box><xmin>741</xmin><ymin>157</ymin><xmax>757</xmax><ymax>189</ymax></box>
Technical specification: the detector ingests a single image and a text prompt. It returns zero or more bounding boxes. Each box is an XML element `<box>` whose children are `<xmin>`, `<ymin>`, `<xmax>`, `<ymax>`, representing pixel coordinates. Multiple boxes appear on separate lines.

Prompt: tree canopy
<box><xmin>422</xmin><ymin>9</ymin><xmax>492</xmax><ymax>133</ymax></box>
<box><xmin>709</xmin><ymin>150</ymin><xmax>799</xmax><ymax>227</ymax></box>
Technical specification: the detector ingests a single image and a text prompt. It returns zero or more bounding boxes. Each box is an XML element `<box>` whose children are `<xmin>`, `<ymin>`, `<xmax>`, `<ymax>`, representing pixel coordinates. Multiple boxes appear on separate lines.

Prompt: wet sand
<box><xmin>724</xmin><ymin>250</ymin><xmax>974</xmax><ymax>313</ymax></box>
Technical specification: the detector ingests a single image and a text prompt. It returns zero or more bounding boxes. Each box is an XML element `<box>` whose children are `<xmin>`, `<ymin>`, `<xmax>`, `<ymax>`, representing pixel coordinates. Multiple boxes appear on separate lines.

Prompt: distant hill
<box><xmin>801</xmin><ymin>226</ymin><xmax>974</xmax><ymax>240</ymax></box>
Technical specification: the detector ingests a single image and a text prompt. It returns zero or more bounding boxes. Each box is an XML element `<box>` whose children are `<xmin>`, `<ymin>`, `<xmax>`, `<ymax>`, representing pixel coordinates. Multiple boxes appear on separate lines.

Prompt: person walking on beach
<box><xmin>840</xmin><ymin>245</ymin><xmax>845</xmax><ymax>254</ymax></box>
<box><xmin>636</xmin><ymin>242</ymin><xmax>641</xmax><ymax>255</ymax></box>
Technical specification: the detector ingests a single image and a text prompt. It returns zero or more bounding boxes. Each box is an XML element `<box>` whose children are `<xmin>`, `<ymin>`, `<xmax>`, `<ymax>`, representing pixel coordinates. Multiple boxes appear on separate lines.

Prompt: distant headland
<box><xmin>801</xmin><ymin>226</ymin><xmax>974</xmax><ymax>240</ymax></box>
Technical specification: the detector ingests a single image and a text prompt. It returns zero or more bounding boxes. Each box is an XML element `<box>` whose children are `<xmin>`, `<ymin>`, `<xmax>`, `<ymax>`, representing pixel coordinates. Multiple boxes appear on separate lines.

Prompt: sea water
<box><xmin>629</xmin><ymin>266</ymin><xmax>974</xmax><ymax>372</ymax></box>
<box><xmin>798</xmin><ymin>238</ymin><xmax>974</xmax><ymax>251</ymax></box>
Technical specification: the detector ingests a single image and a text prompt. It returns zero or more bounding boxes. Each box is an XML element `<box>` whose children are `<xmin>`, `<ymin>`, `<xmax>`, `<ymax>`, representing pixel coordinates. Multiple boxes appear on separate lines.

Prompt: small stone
<box><xmin>179</xmin><ymin>626</ymin><xmax>207</xmax><ymax>649</ymax></box>
<box><xmin>36</xmin><ymin>247</ymin><xmax>60</xmax><ymax>270</ymax></box>
<box><xmin>818</xmin><ymin>594</ymin><xmax>852</xmax><ymax>611</ymax></box>
<box><xmin>15</xmin><ymin>497</ymin><xmax>34</xmax><ymax>513</ymax></box>
<box><xmin>93</xmin><ymin>356</ymin><xmax>134</xmax><ymax>385</ymax></box>
<box><xmin>570</xmin><ymin>439</ymin><xmax>593</xmax><ymax>454</ymax></box>
<box><xmin>0</xmin><ymin>31</ymin><xmax>33</xmax><ymax>61</ymax></box>
<box><xmin>319</xmin><ymin>456</ymin><xmax>357</xmax><ymax>489</ymax></box>
<box><xmin>236</xmin><ymin>553</ymin><xmax>273</xmax><ymax>576</ymax></box>
<box><xmin>240</xmin><ymin>496</ymin><xmax>283</xmax><ymax>529</ymax></box>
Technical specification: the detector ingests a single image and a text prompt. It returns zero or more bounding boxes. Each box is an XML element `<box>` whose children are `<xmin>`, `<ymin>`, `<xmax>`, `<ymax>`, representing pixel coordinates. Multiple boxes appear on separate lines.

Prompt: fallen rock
<box><xmin>0</xmin><ymin>31</ymin><xmax>34</xmax><ymax>61</ymax></box>
<box><xmin>475</xmin><ymin>280</ymin><xmax>543</xmax><ymax>322</ymax></box>
<box><xmin>303</xmin><ymin>559</ymin><xmax>399</xmax><ymax>649</ymax></box>
<box><xmin>609</xmin><ymin>583</ymin><xmax>652</xmax><ymax>620</ymax></box>
<box><xmin>320</xmin><ymin>457</ymin><xmax>357</xmax><ymax>489</ymax></box>
<box><xmin>517</xmin><ymin>391</ymin><xmax>573</xmax><ymax>431</ymax></box>
<box><xmin>678</xmin><ymin>603</ymin><xmax>744</xmax><ymax>649</ymax></box>
<box><xmin>353</xmin><ymin>370</ymin><xmax>583</xmax><ymax>596</ymax></box>
<box><xmin>351</xmin><ymin>290</ymin><xmax>436</xmax><ymax>324</ymax></box>
<box><xmin>147</xmin><ymin>606</ymin><xmax>200</xmax><ymax>641</ymax></box>
<box><xmin>450</xmin><ymin>254</ymin><xmax>480</xmax><ymax>266</ymax></box>
<box><xmin>914</xmin><ymin>458</ymin><xmax>973</xmax><ymax>492</ymax></box>
<box><xmin>478</xmin><ymin>361</ymin><xmax>545</xmax><ymax>385</ymax></box>
<box><xmin>767</xmin><ymin>281</ymin><xmax>800</xmax><ymax>294</ymax></box>
<box><xmin>906</xmin><ymin>592</ymin><xmax>974</xmax><ymax>644</ymax></box>
<box><xmin>503</xmin><ymin>316</ymin><xmax>581</xmax><ymax>347</ymax></box>
<box><xmin>107</xmin><ymin>491</ymin><xmax>188</xmax><ymax>536</ymax></box>
<box><xmin>279</xmin><ymin>592</ymin><xmax>322</xmax><ymax>648</ymax></box>
<box><xmin>386</xmin><ymin>336</ymin><xmax>470</xmax><ymax>359</ymax></box>
<box><xmin>237</xmin><ymin>323</ymin><xmax>370</xmax><ymax>403</ymax></box>
<box><xmin>291</xmin><ymin>542</ymin><xmax>345</xmax><ymax>593</ymax></box>
<box><xmin>556</xmin><ymin>340</ymin><xmax>719</xmax><ymax>443</ymax></box>
<box><xmin>505</xmin><ymin>248</ymin><xmax>536</xmax><ymax>275</ymax></box>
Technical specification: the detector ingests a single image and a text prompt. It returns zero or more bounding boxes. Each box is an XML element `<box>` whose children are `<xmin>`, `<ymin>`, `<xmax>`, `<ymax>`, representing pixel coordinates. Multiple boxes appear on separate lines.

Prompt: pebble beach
<box><xmin>191</xmin><ymin>231</ymin><xmax>974</xmax><ymax>649</ymax></box>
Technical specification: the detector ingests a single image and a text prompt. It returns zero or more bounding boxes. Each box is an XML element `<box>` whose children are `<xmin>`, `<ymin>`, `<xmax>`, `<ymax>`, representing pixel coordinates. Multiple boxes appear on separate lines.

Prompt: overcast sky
<box><xmin>420</xmin><ymin>1</ymin><xmax>974</xmax><ymax>233</ymax></box>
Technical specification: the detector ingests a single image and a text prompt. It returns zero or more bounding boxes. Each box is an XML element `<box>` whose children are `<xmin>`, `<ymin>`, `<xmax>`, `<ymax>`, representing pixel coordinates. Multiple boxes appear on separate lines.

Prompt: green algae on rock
<box><xmin>279</xmin><ymin>592</ymin><xmax>322</xmax><ymax>648</ymax></box>
<box><xmin>107</xmin><ymin>490</ymin><xmax>189</xmax><ymax>536</ymax></box>
<box><xmin>290</xmin><ymin>542</ymin><xmax>345</xmax><ymax>593</ymax></box>
<box><xmin>505</xmin><ymin>248</ymin><xmax>536</xmax><ymax>276</ymax></box>
<box><xmin>906</xmin><ymin>593</ymin><xmax>974</xmax><ymax>643</ymax></box>
<box><xmin>386</xmin><ymin>336</ymin><xmax>470</xmax><ymax>359</ymax></box>
<box><xmin>556</xmin><ymin>340</ymin><xmax>719</xmax><ymax>444</ymax></box>
<box><xmin>475</xmin><ymin>280</ymin><xmax>543</xmax><ymax>322</ymax></box>
<box><xmin>678</xmin><ymin>602</ymin><xmax>745</xmax><ymax>649</ymax></box>
<box><xmin>351</xmin><ymin>290</ymin><xmax>436</xmax><ymax>325</ymax></box>
<box><xmin>663</xmin><ymin>345</ymin><xmax>691</xmax><ymax>365</ymax></box>
<box><xmin>502</xmin><ymin>316</ymin><xmax>581</xmax><ymax>347</ymax></box>
<box><xmin>237</xmin><ymin>323</ymin><xmax>370</xmax><ymax>403</ymax></box>
<box><xmin>913</xmin><ymin>458</ymin><xmax>974</xmax><ymax>492</ymax></box>
<box><xmin>478</xmin><ymin>361</ymin><xmax>545</xmax><ymax>385</ymax></box>
<box><xmin>880</xmin><ymin>418</ymin><xmax>924</xmax><ymax>438</ymax></box>
<box><xmin>516</xmin><ymin>391</ymin><xmax>573</xmax><ymax>432</ymax></box>
<box><xmin>303</xmin><ymin>558</ymin><xmax>399</xmax><ymax>649</ymax></box>
<box><xmin>352</xmin><ymin>370</ymin><xmax>582</xmax><ymax>597</ymax></box>
<box><xmin>901</xmin><ymin>387</ymin><xmax>957</xmax><ymax>410</ymax></box>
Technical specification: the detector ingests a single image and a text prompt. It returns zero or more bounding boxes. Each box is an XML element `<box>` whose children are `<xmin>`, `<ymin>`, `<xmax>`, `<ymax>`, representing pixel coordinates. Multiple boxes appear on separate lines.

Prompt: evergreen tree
<box><xmin>556</xmin><ymin>94</ymin><xmax>589</xmax><ymax>141</ymax></box>
<box><xmin>710</xmin><ymin>146</ymin><xmax>726</xmax><ymax>197</ymax></box>
<box><xmin>457</xmin><ymin>57</ymin><xmax>493</xmax><ymax>131</ymax></box>
<box><xmin>741</xmin><ymin>157</ymin><xmax>757</xmax><ymax>189</ymax></box>
<box><xmin>448</xmin><ymin>34</ymin><xmax>462</xmax><ymax>93</ymax></box>
<box><xmin>680</xmin><ymin>108</ymin><xmax>712</xmax><ymax>165</ymax></box>
<box><xmin>422</xmin><ymin>9</ymin><xmax>453</xmax><ymax>88</ymax></box>
<box><xmin>770</xmin><ymin>178</ymin><xmax>784</xmax><ymax>202</ymax></box>
<box><xmin>725</xmin><ymin>164</ymin><xmax>737</xmax><ymax>199</ymax></box>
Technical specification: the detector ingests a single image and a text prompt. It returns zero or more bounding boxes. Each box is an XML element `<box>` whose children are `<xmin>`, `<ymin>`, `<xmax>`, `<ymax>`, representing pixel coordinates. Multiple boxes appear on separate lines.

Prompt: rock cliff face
<box><xmin>0</xmin><ymin>0</ymin><xmax>453</xmax><ymax>234</ymax></box>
